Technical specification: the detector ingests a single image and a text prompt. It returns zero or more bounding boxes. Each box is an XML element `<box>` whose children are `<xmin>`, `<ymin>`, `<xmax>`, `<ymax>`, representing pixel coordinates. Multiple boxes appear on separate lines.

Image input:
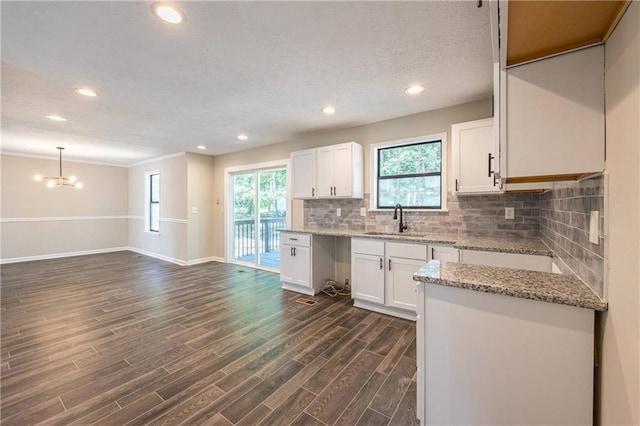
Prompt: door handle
<box><xmin>379</xmin><ymin>258</ymin><xmax>383</xmax><ymax>269</ymax></box>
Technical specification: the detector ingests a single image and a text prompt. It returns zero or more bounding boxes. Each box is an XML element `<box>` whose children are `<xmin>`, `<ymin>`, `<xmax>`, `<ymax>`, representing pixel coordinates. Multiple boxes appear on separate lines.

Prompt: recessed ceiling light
<box><xmin>152</xmin><ymin>3</ymin><xmax>184</xmax><ymax>24</ymax></box>
<box><xmin>237</xmin><ymin>134</ymin><xmax>248</xmax><ymax>141</ymax></box>
<box><xmin>322</xmin><ymin>106</ymin><xmax>336</xmax><ymax>115</ymax></box>
<box><xmin>46</xmin><ymin>115</ymin><xmax>67</xmax><ymax>122</ymax></box>
<box><xmin>197</xmin><ymin>145</ymin><xmax>206</xmax><ymax>150</ymax></box>
<box><xmin>405</xmin><ymin>84</ymin><xmax>426</xmax><ymax>95</ymax></box>
<box><xmin>74</xmin><ymin>87</ymin><xmax>97</xmax><ymax>97</ymax></box>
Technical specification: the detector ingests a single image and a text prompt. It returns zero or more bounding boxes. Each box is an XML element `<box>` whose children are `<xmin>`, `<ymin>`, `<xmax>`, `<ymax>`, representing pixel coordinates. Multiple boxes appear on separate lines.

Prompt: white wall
<box><xmin>0</xmin><ymin>154</ymin><xmax>129</xmax><ymax>262</ymax></box>
<box><xmin>601</xmin><ymin>2</ymin><xmax>640</xmax><ymax>424</ymax></box>
<box><xmin>186</xmin><ymin>153</ymin><xmax>217</xmax><ymax>263</ymax></box>
<box><xmin>128</xmin><ymin>153</ymin><xmax>188</xmax><ymax>264</ymax></box>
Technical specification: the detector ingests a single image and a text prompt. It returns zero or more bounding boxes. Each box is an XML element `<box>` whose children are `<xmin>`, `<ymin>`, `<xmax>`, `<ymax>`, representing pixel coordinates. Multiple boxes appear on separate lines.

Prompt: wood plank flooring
<box><xmin>1</xmin><ymin>251</ymin><xmax>418</xmax><ymax>425</ymax></box>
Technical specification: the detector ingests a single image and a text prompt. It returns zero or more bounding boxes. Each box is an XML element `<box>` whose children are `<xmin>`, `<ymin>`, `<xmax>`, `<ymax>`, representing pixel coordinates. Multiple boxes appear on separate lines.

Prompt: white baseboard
<box><xmin>127</xmin><ymin>247</ymin><xmax>187</xmax><ymax>266</ymax></box>
<box><xmin>186</xmin><ymin>256</ymin><xmax>225</xmax><ymax>265</ymax></box>
<box><xmin>0</xmin><ymin>247</ymin><xmax>129</xmax><ymax>264</ymax></box>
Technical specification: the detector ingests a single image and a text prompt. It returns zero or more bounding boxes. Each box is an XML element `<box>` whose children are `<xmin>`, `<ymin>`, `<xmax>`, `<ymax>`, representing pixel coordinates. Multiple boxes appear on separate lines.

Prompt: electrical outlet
<box><xmin>589</xmin><ymin>211</ymin><xmax>599</xmax><ymax>244</ymax></box>
<box><xmin>505</xmin><ymin>207</ymin><xmax>515</xmax><ymax>220</ymax></box>
<box><xmin>360</xmin><ymin>207</ymin><xmax>367</xmax><ymax>217</ymax></box>
<box><xmin>336</xmin><ymin>208</ymin><xmax>341</xmax><ymax>217</ymax></box>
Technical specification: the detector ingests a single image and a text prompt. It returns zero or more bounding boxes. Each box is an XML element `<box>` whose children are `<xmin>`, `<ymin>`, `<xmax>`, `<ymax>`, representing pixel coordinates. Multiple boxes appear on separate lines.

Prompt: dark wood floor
<box><xmin>1</xmin><ymin>251</ymin><xmax>418</xmax><ymax>425</ymax></box>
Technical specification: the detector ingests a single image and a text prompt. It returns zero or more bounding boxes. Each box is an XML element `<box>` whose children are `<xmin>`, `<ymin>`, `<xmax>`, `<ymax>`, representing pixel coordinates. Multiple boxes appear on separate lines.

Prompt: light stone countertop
<box><xmin>414</xmin><ymin>260</ymin><xmax>607</xmax><ymax>311</ymax></box>
<box><xmin>454</xmin><ymin>236</ymin><xmax>553</xmax><ymax>256</ymax></box>
<box><xmin>280</xmin><ymin>227</ymin><xmax>458</xmax><ymax>244</ymax></box>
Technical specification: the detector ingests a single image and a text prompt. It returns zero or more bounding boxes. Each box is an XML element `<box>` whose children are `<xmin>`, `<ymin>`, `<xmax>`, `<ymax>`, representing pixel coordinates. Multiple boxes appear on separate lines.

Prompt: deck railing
<box><xmin>234</xmin><ymin>217</ymin><xmax>286</xmax><ymax>258</ymax></box>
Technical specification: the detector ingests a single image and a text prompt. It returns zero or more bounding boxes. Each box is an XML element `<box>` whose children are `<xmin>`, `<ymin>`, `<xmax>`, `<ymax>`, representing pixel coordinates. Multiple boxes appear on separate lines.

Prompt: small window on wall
<box><xmin>371</xmin><ymin>134</ymin><xmax>447</xmax><ymax>210</ymax></box>
<box><xmin>147</xmin><ymin>172</ymin><xmax>160</xmax><ymax>232</ymax></box>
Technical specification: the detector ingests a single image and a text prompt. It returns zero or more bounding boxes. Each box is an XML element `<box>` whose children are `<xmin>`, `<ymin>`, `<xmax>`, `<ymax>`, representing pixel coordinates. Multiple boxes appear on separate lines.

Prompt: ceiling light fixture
<box><xmin>152</xmin><ymin>3</ymin><xmax>184</xmax><ymax>24</ymax></box>
<box><xmin>237</xmin><ymin>134</ymin><xmax>248</xmax><ymax>141</ymax></box>
<box><xmin>74</xmin><ymin>87</ymin><xmax>98</xmax><ymax>97</ymax></box>
<box><xmin>197</xmin><ymin>145</ymin><xmax>206</xmax><ymax>150</ymax></box>
<box><xmin>322</xmin><ymin>106</ymin><xmax>336</xmax><ymax>115</ymax></box>
<box><xmin>46</xmin><ymin>115</ymin><xmax>67</xmax><ymax>122</ymax></box>
<box><xmin>405</xmin><ymin>84</ymin><xmax>426</xmax><ymax>95</ymax></box>
<box><xmin>34</xmin><ymin>147</ymin><xmax>83</xmax><ymax>189</ymax></box>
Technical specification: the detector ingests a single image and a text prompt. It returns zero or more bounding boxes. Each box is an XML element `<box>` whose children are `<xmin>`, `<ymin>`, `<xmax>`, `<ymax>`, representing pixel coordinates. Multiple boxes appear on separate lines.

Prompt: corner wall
<box><xmin>0</xmin><ymin>154</ymin><xmax>129</xmax><ymax>262</ymax></box>
<box><xmin>600</xmin><ymin>2</ymin><xmax>640</xmax><ymax>424</ymax></box>
<box><xmin>186</xmin><ymin>153</ymin><xmax>217</xmax><ymax>263</ymax></box>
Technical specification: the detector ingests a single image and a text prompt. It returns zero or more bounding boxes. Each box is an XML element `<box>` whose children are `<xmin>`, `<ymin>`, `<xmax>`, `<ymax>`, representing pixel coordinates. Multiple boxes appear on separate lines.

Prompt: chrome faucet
<box><xmin>393</xmin><ymin>203</ymin><xmax>408</xmax><ymax>233</ymax></box>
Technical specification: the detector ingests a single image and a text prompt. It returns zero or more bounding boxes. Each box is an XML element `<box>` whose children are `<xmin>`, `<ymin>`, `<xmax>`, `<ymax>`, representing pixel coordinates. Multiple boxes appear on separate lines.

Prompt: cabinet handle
<box><xmin>431</xmin><ymin>247</ymin><xmax>435</xmax><ymax>259</ymax></box>
<box><xmin>289</xmin><ymin>237</ymin><xmax>298</xmax><ymax>241</ymax></box>
<box><xmin>290</xmin><ymin>247</ymin><xmax>293</xmax><ymax>256</ymax></box>
<box><xmin>488</xmin><ymin>153</ymin><xmax>495</xmax><ymax>177</ymax></box>
<box><xmin>293</xmin><ymin>247</ymin><xmax>296</xmax><ymax>256</ymax></box>
<box><xmin>455</xmin><ymin>179</ymin><xmax>458</xmax><ymax>192</ymax></box>
<box><xmin>388</xmin><ymin>259</ymin><xmax>391</xmax><ymax>271</ymax></box>
<box><xmin>330</xmin><ymin>186</ymin><xmax>333</xmax><ymax>196</ymax></box>
<box><xmin>333</xmin><ymin>186</ymin><xmax>337</xmax><ymax>195</ymax></box>
<box><xmin>379</xmin><ymin>258</ymin><xmax>383</xmax><ymax>269</ymax></box>
<box><xmin>312</xmin><ymin>188</ymin><xmax>315</xmax><ymax>197</ymax></box>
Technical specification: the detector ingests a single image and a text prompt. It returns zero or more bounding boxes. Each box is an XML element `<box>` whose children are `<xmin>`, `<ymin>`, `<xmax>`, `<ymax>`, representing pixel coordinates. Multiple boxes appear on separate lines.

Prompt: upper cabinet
<box><xmin>291</xmin><ymin>142</ymin><xmax>363</xmax><ymax>200</ymax></box>
<box><xmin>504</xmin><ymin>45</ymin><xmax>605</xmax><ymax>182</ymax></box>
<box><xmin>490</xmin><ymin>0</ymin><xmax>619</xmax><ymax>185</ymax></box>
<box><xmin>452</xmin><ymin>117</ymin><xmax>501</xmax><ymax>194</ymax></box>
<box><xmin>291</xmin><ymin>149</ymin><xmax>316</xmax><ymax>199</ymax></box>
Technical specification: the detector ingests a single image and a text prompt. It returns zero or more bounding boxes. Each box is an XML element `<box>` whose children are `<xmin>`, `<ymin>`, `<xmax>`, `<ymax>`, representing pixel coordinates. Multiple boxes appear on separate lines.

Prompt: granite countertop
<box><xmin>454</xmin><ymin>237</ymin><xmax>553</xmax><ymax>257</ymax></box>
<box><xmin>280</xmin><ymin>227</ymin><xmax>457</xmax><ymax>244</ymax></box>
<box><xmin>414</xmin><ymin>260</ymin><xmax>607</xmax><ymax>311</ymax></box>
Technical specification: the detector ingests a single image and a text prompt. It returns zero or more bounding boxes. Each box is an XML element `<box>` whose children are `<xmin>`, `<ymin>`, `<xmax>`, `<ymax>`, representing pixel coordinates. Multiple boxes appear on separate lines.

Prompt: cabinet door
<box><xmin>333</xmin><ymin>144</ymin><xmax>353</xmax><ymax>197</ymax></box>
<box><xmin>352</xmin><ymin>253</ymin><xmax>385</xmax><ymax>304</ymax></box>
<box><xmin>291</xmin><ymin>150</ymin><xmax>316</xmax><ymax>199</ymax></box>
<box><xmin>292</xmin><ymin>245</ymin><xmax>311</xmax><ymax>288</ymax></box>
<box><xmin>429</xmin><ymin>245</ymin><xmax>460</xmax><ymax>263</ymax></box>
<box><xmin>316</xmin><ymin>146</ymin><xmax>334</xmax><ymax>197</ymax></box>
<box><xmin>386</xmin><ymin>256</ymin><xmax>424</xmax><ymax>312</ymax></box>
<box><xmin>280</xmin><ymin>244</ymin><xmax>295</xmax><ymax>283</ymax></box>
<box><xmin>453</xmin><ymin>118</ymin><xmax>501</xmax><ymax>194</ymax></box>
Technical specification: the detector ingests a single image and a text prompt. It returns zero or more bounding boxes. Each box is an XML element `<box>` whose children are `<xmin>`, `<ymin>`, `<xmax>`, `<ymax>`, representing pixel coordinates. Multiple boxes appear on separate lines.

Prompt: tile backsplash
<box><xmin>540</xmin><ymin>176</ymin><xmax>605</xmax><ymax>298</ymax></box>
<box><xmin>304</xmin><ymin>177</ymin><xmax>606</xmax><ymax>298</ymax></box>
<box><xmin>304</xmin><ymin>192</ymin><xmax>541</xmax><ymax>239</ymax></box>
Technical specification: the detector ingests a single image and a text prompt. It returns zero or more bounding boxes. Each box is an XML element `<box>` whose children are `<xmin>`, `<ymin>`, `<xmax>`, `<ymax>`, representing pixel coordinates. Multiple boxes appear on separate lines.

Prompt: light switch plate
<box><xmin>336</xmin><ymin>208</ymin><xmax>341</xmax><ymax>217</ymax></box>
<box><xmin>505</xmin><ymin>207</ymin><xmax>515</xmax><ymax>220</ymax></box>
<box><xmin>589</xmin><ymin>211</ymin><xmax>599</xmax><ymax>244</ymax></box>
<box><xmin>360</xmin><ymin>207</ymin><xmax>367</xmax><ymax>217</ymax></box>
<box><xmin>191</xmin><ymin>206</ymin><xmax>198</xmax><ymax>214</ymax></box>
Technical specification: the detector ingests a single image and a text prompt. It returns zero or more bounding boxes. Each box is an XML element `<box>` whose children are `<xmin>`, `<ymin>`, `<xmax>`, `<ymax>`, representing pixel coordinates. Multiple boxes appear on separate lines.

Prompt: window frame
<box><xmin>145</xmin><ymin>171</ymin><xmax>160</xmax><ymax>233</ymax></box>
<box><xmin>370</xmin><ymin>132</ymin><xmax>448</xmax><ymax>212</ymax></box>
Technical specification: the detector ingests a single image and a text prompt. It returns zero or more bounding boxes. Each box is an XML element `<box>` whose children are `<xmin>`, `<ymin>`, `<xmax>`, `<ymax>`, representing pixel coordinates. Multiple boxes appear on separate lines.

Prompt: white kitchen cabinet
<box><xmin>316</xmin><ymin>142</ymin><xmax>363</xmax><ymax>198</ymax></box>
<box><xmin>290</xmin><ymin>149</ymin><xmax>316</xmax><ymax>199</ymax></box>
<box><xmin>351</xmin><ymin>238</ymin><xmax>425</xmax><ymax>320</ymax></box>
<box><xmin>504</xmin><ymin>45</ymin><xmax>605</xmax><ymax>181</ymax></box>
<box><xmin>452</xmin><ymin>117</ymin><xmax>501</xmax><ymax>194</ymax></box>
<box><xmin>428</xmin><ymin>244</ymin><xmax>459</xmax><ymax>263</ymax></box>
<box><xmin>417</xmin><ymin>282</ymin><xmax>594</xmax><ymax>425</ymax></box>
<box><xmin>460</xmin><ymin>249</ymin><xmax>552</xmax><ymax>272</ymax></box>
<box><xmin>280</xmin><ymin>232</ymin><xmax>335</xmax><ymax>296</ymax></box>
<box><xmin>351</xmin><ymin>239</ymin><xmax>385</xmax><ymax>304</ymax></box>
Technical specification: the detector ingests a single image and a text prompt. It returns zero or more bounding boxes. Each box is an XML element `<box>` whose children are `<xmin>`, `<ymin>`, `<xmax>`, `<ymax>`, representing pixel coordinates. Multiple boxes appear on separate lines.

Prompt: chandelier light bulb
<box><xmin>75</xmin><ymin>183</ymin><xmax>83</xmax><ymax>189</ymax></box>
<box><xmin>47</xmin><ymin>180</ymin><xmax>56</xmax><ymax>188</ymax></box>
<box><xmin>34</xmin><ymin>175</ymin><xmax>43</xmax><ymax>181</ymax></box>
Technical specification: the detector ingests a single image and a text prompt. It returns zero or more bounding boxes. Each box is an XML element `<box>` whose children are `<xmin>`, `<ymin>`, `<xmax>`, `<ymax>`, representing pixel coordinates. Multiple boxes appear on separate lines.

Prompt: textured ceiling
<box><xmin>1</xmin><ymin>1</ymin><xmax>493</xmax><ymax>166</ymax></box>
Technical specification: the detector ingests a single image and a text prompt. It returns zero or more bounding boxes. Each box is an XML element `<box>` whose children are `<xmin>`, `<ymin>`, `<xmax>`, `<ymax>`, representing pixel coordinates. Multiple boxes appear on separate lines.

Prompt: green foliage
<box><xmin>233</xmin><ymin>170</ymin><xmax>287</xmax><ymax>220</ymax></box>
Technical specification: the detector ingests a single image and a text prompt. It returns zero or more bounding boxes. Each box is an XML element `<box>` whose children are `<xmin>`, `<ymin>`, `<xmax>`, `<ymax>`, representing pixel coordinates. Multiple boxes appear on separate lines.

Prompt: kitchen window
<box><xmin>146</xmin><ymin>172</ymin><xmax>160</xmax><ymax>232</ymax></box>
<box><xmin>371</xmin><ymin>133</ymin><xmax>447</xmax><ymax>210</ymax></box>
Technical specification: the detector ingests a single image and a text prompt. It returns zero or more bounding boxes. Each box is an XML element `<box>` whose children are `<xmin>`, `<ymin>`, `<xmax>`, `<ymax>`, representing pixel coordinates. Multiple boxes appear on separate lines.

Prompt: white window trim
<box><xmin>145</xmin><ymin>170</ymin><xmax>160</xmax><ymax>234</ymax></box>
<box><xmin>369</xmin><ymin>132</ymin><xmax>448</xmax><ymax>212</ymax></box>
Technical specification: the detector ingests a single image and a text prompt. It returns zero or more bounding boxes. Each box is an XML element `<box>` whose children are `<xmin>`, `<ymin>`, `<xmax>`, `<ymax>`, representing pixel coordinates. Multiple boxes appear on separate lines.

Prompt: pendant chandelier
<box><xmin>34</xmin><ymin>147</ymin><xmax>83</xmax><ymax>189</ymax></box>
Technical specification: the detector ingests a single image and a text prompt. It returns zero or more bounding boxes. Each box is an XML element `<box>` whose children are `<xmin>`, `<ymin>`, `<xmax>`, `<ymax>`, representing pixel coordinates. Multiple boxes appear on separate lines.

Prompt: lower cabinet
<box><xmin>351</xmin><ymin>238</ymin><xmax>426</xmax><ymax>320</ymax></box>
<box><xmin>416</xmin><ymin>282</ymin><xmax>594</xmax><ymax>425</ymax></box>
<box><xmin>280</xmin><ymin>232</ymin><xmax>335</xmax><ymax>296</ymax></box>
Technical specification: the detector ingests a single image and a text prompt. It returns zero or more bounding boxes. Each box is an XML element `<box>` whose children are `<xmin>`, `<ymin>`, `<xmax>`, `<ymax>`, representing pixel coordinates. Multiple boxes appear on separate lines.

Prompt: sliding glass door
<box><xmin>231</xmin><ymin>168</ymin><xmax>287</xmax><ymax>270</ymax></box>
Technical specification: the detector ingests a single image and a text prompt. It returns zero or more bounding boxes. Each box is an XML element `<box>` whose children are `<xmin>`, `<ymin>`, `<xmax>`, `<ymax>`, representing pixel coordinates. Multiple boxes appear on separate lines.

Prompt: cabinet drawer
<box><xmin>281</xmin><ymin>232</ymin><xmax>311</xmax><ymax>247</ymax></box>
<box><xmin>352</xmin><ymin>238</ymin><xmax>385</xmax><ymax>256</ymax></box>
<box><xmin>387</xmin><ymin>242</ymin><xmax>427</xmax><ymax>261</ymax></box>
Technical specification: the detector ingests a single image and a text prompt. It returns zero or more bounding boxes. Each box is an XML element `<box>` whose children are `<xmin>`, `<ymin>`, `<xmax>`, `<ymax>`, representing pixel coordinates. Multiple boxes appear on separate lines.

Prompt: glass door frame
<box><xmin>224</xmin><ymin>159</ymin><xmax>291</xmax><ymax>273</ymax></box>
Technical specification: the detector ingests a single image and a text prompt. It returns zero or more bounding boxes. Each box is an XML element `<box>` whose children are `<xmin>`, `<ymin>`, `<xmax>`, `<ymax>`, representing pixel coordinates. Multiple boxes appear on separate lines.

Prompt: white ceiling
<box><xmin>1</xmin><ymin>1</ymin><xmax>493</xmax><ymax>166</ymax></box>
